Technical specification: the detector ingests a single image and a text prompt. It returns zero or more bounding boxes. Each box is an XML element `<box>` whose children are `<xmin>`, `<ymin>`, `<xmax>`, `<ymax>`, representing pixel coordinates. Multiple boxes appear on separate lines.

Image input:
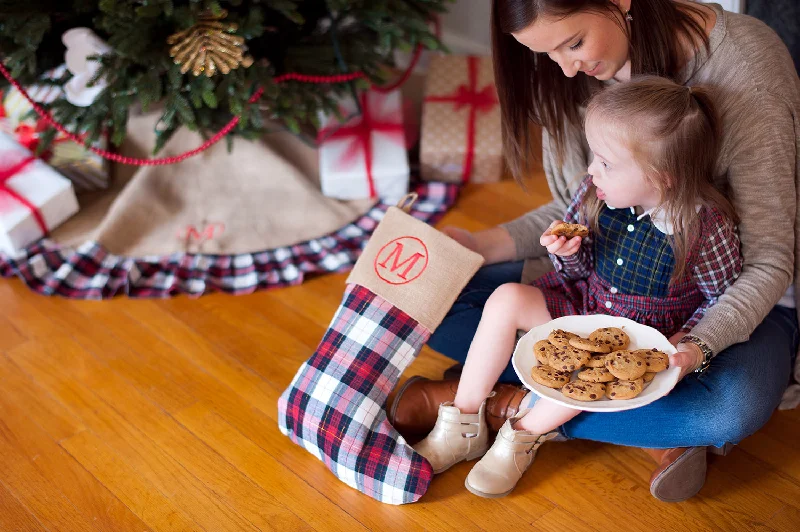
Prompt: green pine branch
<box><xmin>0</xmin><ymin>0</ymin><xmax>453</xmax><ymax>154</ymax></box>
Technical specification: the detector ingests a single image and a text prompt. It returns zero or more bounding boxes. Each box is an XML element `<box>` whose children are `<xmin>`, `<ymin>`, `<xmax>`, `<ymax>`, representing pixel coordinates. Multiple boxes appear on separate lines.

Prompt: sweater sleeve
<box><xmin>679</xmin><ymin>209</ymin><xmax>743</xmax><ymax>334</ymax></box>
<box><xmin>502</xmin><ymin>123</ymin><xmax>591</xmax><ymax>260</ymax></box>
<box><xmin>683</xmin><ymin>94</ymin><xmax>795</xmax><ymax>355</ymax></box>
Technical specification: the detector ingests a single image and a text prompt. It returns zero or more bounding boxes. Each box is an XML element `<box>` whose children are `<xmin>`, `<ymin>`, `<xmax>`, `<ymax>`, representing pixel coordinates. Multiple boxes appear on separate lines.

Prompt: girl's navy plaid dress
<box><xmin>533</xmin><ymin>176</ymin><xmax>743</xmax><ymax>338</ymax></box>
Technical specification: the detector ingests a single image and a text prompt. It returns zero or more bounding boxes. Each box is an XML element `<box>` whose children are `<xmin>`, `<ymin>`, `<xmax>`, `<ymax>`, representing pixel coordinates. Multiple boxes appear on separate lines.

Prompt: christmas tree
<box><xmin>0</xmin><ymin>0</ymin><xmax>449</xmax><ymax>154</ymax></box>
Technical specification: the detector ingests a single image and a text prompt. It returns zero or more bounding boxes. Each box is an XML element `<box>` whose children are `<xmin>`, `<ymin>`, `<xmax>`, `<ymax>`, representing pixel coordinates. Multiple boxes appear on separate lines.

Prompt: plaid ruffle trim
<box><xmin>0</xmin><ymin>181</ymin><xmax>458</xmax><ymax>299</ymax></box>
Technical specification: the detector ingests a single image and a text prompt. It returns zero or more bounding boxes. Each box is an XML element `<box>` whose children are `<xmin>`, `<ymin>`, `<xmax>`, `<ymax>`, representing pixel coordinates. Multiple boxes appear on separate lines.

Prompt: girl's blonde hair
<box><xmin>582</xmin><ymin>75</ymin><xmax>737</xmax><ymax>283</ymax></box>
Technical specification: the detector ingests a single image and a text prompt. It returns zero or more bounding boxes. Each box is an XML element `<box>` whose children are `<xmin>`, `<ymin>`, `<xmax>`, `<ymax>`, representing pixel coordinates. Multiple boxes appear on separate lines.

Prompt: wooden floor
<box><xmin>2</xmin><ymin>177</ymin><xmax>800</xmax><ymax>531</ymax></box>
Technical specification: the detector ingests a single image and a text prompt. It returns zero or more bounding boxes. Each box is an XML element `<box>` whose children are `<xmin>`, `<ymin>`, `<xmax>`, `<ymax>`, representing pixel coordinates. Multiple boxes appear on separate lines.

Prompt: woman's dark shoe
<box><xmin>388</xmin><ymin>376</ymin><xmax>529</xmax><ymax>439</ymax></box>
<box><xmin>644</xmin><ymin>447</ymin><xmax>708</xmax><ymax>502</ymax></box>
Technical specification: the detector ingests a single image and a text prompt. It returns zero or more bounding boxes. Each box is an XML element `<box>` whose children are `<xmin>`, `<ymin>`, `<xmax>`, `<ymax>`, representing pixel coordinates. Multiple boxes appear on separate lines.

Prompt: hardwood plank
<box><xmin>0</xmin><ymin>282</ymin><xmax>73</xmax><ymax>338</ymax></box>
<box><xmin>26</xmin><ymin>334</ymin><xmax>313</xmax><ymax>532</ymax></box>
<box><xmin>519</xmin><ymin>441</ymin><xmax>715</xmax><ymax>531</ymax></box>
<box><xmin>737</xmin><ymin>430</ymin><xmax>800</xmax><ymax>486</ymax></box>
<box><xmin>104</xmin><ymin>303</ymin><xmax>424</xmax><ymax>531</ymax></box>
<box><xmin>717</xmin><ymin>448</ymin><xmax>800</xmax><ymax>509</ymax></box>
<box><xmin>0</xmin><ymin>386</ymin><xmax>152</xmax><ymax>532</ymax></box>
<box><xmin>0</xmin><ymin>480</ymin><xmax>47</xmax><ymax>532</ymax></box>
<box><xmin>421</xmin><ymin>459</ymin><xmax>554</xmax><ymax>529</ymax></box>
<box><xmin>768</xmin><ymin>505</ymin><xmax>800</xmax><ymax>532</ymax></box>
<box><xmin>0</xmin><ymin>315</ymin><xmax>27</xmax><ymax>353</ymax></box>
<box><xmin>0</xmin><ymin>353</ymin><xmax>86</xmax><ymax>441</ymax></box>
<box><xmin>8</xmin><ymin>337</ymin><xmax>264</xmax><ymax>532</ymax></box>
<box><xmin>174</xmin><ymin>403</ymin><xmax>369</xmax><ymax>531</ymax></box>
<box><xmin>433</xmin><ymin>210</ymin><xmax>490</xmax><ymax>233</ymax></box>
<box><xmin>0</xmin><ymin>414</ymin><xmax>97</xmax><ymax>531</ymax></box>
<box><xmin>60</xmin><ymin>431</ymin><xmax>195</xmax><ymax>532</ymax></box>
<box><xmin>606</xmin><ymin>444</ymin><xmax>781</xmax><ymax>529</ymax></box>
<box><xmin>532</xmin><ymin>506</ymin><xmax>600</xmax><ymax>532</ymax></box>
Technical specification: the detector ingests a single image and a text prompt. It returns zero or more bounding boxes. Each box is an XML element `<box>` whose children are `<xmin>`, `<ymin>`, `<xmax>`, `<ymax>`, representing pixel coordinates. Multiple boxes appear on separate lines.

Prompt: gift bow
<box><xmin>424</xmin><ymin>56</ymin><xmax>499</xmax><ymax>184</ymax></box>
<box><xmin>0</xmin><ymin>153</ymin><xmax>48</xmax><ymax>234</ymax></box>
<box><xmin>318</xmin><ymin>91</ymin><xmax>405</xmax><ymax>198</ymax></box>
<box><xmin>14</xmin><ymin>117</ymin><xmax>73</xmax><ymax>161</ymax></box>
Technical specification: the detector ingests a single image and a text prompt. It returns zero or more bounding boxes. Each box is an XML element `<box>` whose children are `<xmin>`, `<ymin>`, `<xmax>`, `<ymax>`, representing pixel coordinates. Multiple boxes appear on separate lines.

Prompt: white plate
<box><xmin>512</xmin><ymin>315</ymin><xmax>680</xmax><ymax>412</ymax></box>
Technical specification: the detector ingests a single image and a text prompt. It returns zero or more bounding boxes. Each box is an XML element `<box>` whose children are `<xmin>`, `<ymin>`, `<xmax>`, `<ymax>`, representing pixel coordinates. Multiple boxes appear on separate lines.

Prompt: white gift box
<box><xmin>0</xmin><ymin>133</ymin><xmax>79</xmax><ymax>256</ymax></box>
<box><xmin>318</xmin><ymin>90</ymin><xmax>410</xmax><ymax>204</ymax></box>
<box><xmin>0</xmin><ymin>65</ymin><xmax>111</xmax><ymax>192</ymax></box>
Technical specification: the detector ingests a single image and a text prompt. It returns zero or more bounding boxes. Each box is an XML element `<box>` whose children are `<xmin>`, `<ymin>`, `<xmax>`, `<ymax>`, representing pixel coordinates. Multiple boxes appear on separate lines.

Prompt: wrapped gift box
<box><xmin>420</xmin><ymin>54</ymin><xmax>503</xmax><ymax>184</ymax></box>
<box><xmin>318</xmin><ymin>89</ymin><xmax>410</xmax><ymax>204</ymax></box>
<box><xmin>0</xmin><ymin>65</ymin><xmax>111</xmax><ymax>192</ymax></box>
<box><xmin>0</xmin><ymin>132</ymin><xmax>80</xmax><ymax>256</ymax></box>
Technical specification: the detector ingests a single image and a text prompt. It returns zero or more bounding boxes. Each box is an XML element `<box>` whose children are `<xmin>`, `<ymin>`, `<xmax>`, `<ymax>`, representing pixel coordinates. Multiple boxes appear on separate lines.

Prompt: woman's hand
<box><xmin>441</xmin><ymin>226</ymin><xmax>518</xmax><ymax>264</ymax></box>
<box><xmin>442</xmin><ymin>226</ymin><xmax>478</xmax><ymax>253</ymax></box>
<box><xmin>667</xmin><ymin>331</ymin><xmax>704</xmax><ymax>381</ymax></box>
<box><xmin>540</xmin><ymin>220</ymin><xmax>582</xmax><ymax>257</ymax></box>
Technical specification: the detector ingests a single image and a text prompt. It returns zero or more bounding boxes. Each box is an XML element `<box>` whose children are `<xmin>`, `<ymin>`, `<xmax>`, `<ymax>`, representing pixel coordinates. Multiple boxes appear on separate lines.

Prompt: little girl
<box><xmin>413</xmin><ymin>76</ymin><xmax>743</xmax><ymax>498</ymax></box>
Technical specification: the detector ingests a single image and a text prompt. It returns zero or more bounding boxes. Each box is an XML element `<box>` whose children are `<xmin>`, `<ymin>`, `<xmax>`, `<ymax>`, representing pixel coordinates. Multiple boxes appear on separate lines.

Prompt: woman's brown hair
<box><xmin>582</xmin><ymin>76</ymin><xmax>737</xmax><ymax>283</ymax></box>
<box><xmin>492</xmin><ymin>0</ymin><xmax>710</xmax><ymax>180</ymax></box>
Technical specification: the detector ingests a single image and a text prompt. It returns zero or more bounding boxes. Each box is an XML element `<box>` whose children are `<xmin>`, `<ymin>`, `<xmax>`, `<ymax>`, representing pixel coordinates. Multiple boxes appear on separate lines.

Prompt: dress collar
<box><xmin>637</xmin><ymin>208</ymin><xmax>673</xmax><ymax>235</ymax></box>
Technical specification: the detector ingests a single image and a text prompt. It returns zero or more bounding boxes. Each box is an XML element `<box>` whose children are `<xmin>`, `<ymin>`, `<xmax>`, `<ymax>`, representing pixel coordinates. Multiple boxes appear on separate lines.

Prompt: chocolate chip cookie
<box><xmin>562</xmin><ymin>381</ymin><xmax>606</xmax><ymax>401</ymax></box>
<box><xmin>589</xmin><ymin>327</ymin><xmax>630</xmax><ymax>351</ymax></box>
<box><xmin>569</xmin><ymin>337</ymin><xmax>612</xmax><ymax>353</ymax></box>
<box><xmin>605</xmin><ymin>350</ymin><xmax>647</xmax><ymax>380</ymax></box>
<box><xmin>550</xmin><ymin>222</ymin><xmax>589</xmax><ymax>238</ymax></box>
<box><xmin>632</xmin><ymin>348</ymin><xmax>670</xmax><ymax>372</ymax></box>
<box><xmin>606</xmin><ymin>378</ymin><xmax>645</xmax><ymax>400</ymax></box>
<box><xmin>549</xmin><ymin>345</ymin><xmax>591</xmax><ymax>372</ymax></box>
<box><xmin>534</xmin><ymin>340</ymin><xmax>560</xmax><ymax>365</ymax></box>
<box><xmin>577</xmin><ymin>367</ymin><xmax>616</xmax><ymax>383</ymax></box>
<box><xmin>531</xmin><ymin>365</ymin><xmax>571</xmax><ymax>389</ymax></box>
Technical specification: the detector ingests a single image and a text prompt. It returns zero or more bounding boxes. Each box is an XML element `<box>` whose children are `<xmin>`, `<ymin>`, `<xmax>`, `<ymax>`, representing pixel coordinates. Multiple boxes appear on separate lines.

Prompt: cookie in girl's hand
<box><xmin>550</xmin><ymin>222</ymin><xmax>589</xmax><ymax>238</ymax></box>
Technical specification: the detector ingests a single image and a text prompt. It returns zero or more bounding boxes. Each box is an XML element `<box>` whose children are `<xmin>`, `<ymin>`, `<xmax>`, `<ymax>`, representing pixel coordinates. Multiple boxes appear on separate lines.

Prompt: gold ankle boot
<box><xmin>412</xmin><ymin>400</ymin><xmax>490</xmax><ymax>474</ymax></box>
<box><xmin>465</xmin><ymin>409</ymin><xmax>559</xmax><ymax>498</ymax></box>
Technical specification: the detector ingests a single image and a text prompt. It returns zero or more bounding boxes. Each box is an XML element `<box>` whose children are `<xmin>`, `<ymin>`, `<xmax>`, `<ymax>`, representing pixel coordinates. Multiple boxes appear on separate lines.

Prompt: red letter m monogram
<box><xmin>374</xmin><ymin>237</ymin><xmax>429</xmax><ymax>284</ymax></box>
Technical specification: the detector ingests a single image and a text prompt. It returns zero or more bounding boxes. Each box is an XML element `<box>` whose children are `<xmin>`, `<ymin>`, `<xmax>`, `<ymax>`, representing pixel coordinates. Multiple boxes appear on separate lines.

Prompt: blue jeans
<box><xmin>428</xmin><ymin>261</ymin><xmax>798</xmax><ymax>448</ymax></box>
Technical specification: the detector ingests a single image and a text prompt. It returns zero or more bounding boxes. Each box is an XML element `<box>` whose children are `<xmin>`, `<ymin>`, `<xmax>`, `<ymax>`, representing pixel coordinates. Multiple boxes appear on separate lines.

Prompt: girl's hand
<box><xmin>668</xmin><ymin>332</ymin><xmax>704</xmax><ymax>381</ymax></box>
<box><xmin>540</xmin><ymin>220</ymin><xmax>582</xmax><ymax>257</ymax></box>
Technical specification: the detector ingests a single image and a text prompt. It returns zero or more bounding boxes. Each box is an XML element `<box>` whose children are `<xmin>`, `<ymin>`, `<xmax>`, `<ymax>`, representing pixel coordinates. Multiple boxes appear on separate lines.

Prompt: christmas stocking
<box><xmin>278</xmin><ymin>195</ymin><xmax>484</xmax><ymax>504</ymax></box>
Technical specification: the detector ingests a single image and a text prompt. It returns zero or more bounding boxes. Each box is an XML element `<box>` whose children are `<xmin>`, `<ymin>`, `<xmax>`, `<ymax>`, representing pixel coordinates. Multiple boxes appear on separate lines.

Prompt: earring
<box><xmin>625</xmin><ymin>10</ymin><xmax>633</xmax><ymax>22</ymax></box>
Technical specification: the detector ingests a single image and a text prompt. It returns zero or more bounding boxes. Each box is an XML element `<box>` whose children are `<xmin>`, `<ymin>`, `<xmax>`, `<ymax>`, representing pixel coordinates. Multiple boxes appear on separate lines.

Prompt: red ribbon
<box><xmin>0</xmin><ymin>153</ymin><xmax>48</xmax><ymax>234</ymax></box>
<box><xmin>317</xmin><ymin>91</ymin><xmax>405</xmax><ymax>198</ymax></box>
<box><xmin>14</xmin><ymin>117</ymin><xmax>73</xmax><ymax>161</ymax></box>
<box><xmin>424</xmin><ymin>56</ymin><xmax>499</xmax><ymax>184</ymax></box>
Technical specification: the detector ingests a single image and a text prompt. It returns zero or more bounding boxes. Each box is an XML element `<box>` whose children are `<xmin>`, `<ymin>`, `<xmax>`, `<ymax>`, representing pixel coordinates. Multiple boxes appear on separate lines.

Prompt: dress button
<box><xmin>610</xmin><ymin>287</ymin><xmax>618</xmax><ymax>294</ymax></box>
<box><xmin>617</xmin><ymin>258</ymin><xmax>624</xmax><ymax>266</ymax></box>
<box><xmin>605</xmin><ymin>301</ymin><xmax>613</xmax><ymax>309</ymax></box>
<box><xmin>627</xmin><ymin>224</ymin><xmax>635</xmax><ymax>232</ymax></box>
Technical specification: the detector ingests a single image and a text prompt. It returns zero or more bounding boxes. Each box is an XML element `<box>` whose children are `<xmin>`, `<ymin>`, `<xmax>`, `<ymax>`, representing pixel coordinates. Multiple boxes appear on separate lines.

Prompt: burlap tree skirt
<box><xmin>0</xmin><ymin>111</ymin><xmax>457</xmax><ymax>298</ymax></box>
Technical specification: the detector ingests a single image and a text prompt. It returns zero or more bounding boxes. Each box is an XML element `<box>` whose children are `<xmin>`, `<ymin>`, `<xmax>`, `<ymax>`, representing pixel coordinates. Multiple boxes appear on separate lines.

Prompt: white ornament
<box><xmin>62</xmin><ymin>28</ymin><xmax>112</xmax><ymax>107</ymax></box>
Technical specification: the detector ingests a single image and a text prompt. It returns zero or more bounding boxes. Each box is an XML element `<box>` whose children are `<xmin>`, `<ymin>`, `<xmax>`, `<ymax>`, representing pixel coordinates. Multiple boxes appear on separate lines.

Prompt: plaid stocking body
<box><xmin>278</xmin><ymin>284</ymin><xmax>433</xmax><ymax>504</ymax></box>
<box><xmin>278</xmin><ymin>202</ymin><xmax>483</xmax><ymax>504</ymax></box>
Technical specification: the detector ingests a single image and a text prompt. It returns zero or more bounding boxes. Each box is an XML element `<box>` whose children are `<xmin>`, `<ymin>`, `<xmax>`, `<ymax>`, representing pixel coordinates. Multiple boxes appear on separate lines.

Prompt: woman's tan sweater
<box><xmin>502</xmin><ymin>4</ymin><xmax>800</xmax><ymax>361</ymax></box>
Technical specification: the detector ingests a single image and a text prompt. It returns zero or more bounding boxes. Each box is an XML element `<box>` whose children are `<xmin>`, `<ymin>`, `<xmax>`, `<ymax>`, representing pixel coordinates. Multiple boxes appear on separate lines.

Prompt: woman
<box><xmin>389</xmin><ymin>0</ymin><xmax>800</xmax><ymax>502</ymax></box>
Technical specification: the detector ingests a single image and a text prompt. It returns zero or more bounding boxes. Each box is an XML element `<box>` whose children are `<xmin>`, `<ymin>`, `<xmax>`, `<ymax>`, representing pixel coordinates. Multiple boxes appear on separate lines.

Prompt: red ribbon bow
<box><xmin>0</xmin><ymin>153</ymin><xmax>48</xmax><ymax>234</ymax></box>
<box><xmin>14</xmin><ymin>117</ymin><xmax>73</xmax><ymax>161</ymax></box>
<box><xmin>318</xmin><ymin>91</ymin><xmax>405</xmax><ymax>198</ymax></box>
<box><xmin>424</xmin><ymin>56</ymin><xmax>499</xmax><ymax>184</ymax></box>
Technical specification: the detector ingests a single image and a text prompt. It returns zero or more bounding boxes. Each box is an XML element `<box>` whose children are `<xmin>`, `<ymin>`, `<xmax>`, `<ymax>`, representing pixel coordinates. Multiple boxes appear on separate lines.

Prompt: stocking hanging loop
<box><xmin>396</xmin><ymin>192</ymin><xmax>418</xmax><ymax>212</ymax></box>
